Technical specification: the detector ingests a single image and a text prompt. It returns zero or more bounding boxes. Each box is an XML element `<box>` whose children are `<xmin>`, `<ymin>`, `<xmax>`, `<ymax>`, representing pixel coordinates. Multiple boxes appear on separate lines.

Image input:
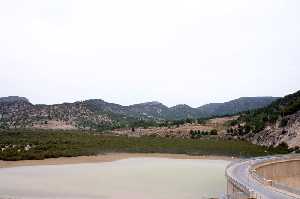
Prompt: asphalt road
<box><xmin>226</xmin><ymin>157</ymin><xmax>298</xmax><ymax>199</ymax></box>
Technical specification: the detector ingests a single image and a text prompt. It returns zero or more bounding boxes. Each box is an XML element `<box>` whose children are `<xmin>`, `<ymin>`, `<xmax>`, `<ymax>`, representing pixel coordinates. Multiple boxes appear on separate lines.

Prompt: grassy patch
<box><xmin>0</xmin><ymin>130</ymin><xmax>289</xmax><ymax>161</ymax></box>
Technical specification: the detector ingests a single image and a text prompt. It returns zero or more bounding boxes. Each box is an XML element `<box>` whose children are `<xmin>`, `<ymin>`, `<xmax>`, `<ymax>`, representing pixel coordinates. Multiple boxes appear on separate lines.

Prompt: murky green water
<box><xmin>0</xmin><ymin>158</ymin><xmax>229</xmax><ymax>199</ymax></box>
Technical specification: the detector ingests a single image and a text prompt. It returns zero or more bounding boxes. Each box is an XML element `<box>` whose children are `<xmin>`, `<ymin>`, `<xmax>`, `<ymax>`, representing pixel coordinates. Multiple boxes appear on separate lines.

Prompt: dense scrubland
<box><xmin>0</xmin><ymin>130</ymin><xmax>289</xmax><ymax>161</ymax></box>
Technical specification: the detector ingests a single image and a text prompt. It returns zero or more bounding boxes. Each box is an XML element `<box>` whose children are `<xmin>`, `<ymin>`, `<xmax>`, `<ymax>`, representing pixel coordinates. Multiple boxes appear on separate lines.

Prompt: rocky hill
<box><xmin>168</xmin><ymin>104</ymin><xmax>205</xmax><ymax>120</ymax></box>
<box><xmin>0</xmin><ymin>97</ymin><xmax>113</xmax><ymax>130</ymax></box>
<box><xmin>227</xmin><ymin>90</ymin><xmax>300</xmax><ymax>148</ymax></box>
<box><xmin>0</xmin><ymin>96</ymin><xmax>30</xmax><ymax>103</ymax></box>
<box><xmin>0</xmin><ymin>96</ymin><xmax>278</xmax><ymax>130</ymax></box>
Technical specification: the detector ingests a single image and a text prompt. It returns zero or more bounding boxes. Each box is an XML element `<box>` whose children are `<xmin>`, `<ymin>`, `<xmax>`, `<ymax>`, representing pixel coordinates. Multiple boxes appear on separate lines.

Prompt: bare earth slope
<box><xmin>113</xmin><ymin>116</ymin><xmax>238</xmax><ymax>138</ymax></box>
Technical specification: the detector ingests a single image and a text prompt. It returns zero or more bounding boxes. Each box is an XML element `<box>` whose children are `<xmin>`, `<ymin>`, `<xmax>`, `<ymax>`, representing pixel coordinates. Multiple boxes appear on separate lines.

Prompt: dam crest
<box><xmin>224</xmin><ymin>154</ymin><xmax>300</xmax><ymax>199</ymax></box>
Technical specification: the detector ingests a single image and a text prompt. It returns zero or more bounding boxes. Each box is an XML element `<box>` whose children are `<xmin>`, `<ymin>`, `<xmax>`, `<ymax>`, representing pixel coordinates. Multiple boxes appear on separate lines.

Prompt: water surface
<box><xmin>0</xmin><ymin>158</ymin><xmax>229</xmax><ymax>199</ymax></box>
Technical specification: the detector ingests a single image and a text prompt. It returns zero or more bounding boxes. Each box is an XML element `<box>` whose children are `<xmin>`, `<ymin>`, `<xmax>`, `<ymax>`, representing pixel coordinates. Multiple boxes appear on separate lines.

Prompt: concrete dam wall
<box><xmin>225</xmin><ymin>155</ymin><xmax>300</xmax><ymax>199</ymax></box>
<box><xmin>254</xmin><ymin>158</ymin><xmax>300</xmax><ymax>188</ymax></box>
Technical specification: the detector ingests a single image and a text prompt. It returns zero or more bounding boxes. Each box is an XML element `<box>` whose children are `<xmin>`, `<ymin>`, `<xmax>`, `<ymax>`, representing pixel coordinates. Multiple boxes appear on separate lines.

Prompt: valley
<box><xmin>0</xmin><ymin>90</ymin><xmax>299</xmax><ymax>162</ymax></box>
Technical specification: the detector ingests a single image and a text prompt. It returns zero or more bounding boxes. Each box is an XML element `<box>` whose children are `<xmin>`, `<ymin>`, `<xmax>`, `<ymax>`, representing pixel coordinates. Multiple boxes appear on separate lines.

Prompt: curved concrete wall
<box><xmin>253</xmin><ymin>157</ymin><xmax>300</xmax><ymax>190</ymax></box>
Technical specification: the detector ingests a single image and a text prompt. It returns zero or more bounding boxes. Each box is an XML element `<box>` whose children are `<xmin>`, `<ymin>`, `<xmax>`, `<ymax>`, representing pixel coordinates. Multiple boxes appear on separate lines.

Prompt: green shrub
<box><xmin>0</xmin><ymin>129</ymin><xmax>289</xmax><ymax>160</ymax></box>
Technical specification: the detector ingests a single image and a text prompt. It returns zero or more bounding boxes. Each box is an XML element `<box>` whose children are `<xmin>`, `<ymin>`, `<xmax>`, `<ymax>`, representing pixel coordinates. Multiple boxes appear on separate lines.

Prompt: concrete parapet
<box><xmin>251</xmin><ymin>155</ymin><xmax>300</xmax><ymax>194</ymax></box>
<box><xmin>225</xmin><ymin>154</ymin><xmax>300</xmax><ymax>199</ymax></box>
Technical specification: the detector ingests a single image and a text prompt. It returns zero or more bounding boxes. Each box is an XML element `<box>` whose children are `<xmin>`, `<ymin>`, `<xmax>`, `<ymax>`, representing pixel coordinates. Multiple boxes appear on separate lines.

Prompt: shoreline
<box><xmin>0</xmin><ymin>153</ymin><xmax>236</xmax><ymax>168</ymax></box>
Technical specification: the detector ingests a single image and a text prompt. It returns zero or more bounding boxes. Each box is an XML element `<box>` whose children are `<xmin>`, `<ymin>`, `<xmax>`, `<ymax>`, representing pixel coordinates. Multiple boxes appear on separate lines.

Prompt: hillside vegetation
<box><xmin>238</xmin><ymin>90</ymin><xmax>300</xmax><ymax>133</ymax></box>
<box><xmin>227</xmin><ymin>90</ymin><xmax>300</xmax><ymax>147</ymax></box>
<box><xmin>0</xmin><ymin>130</ymin><xmax>289</xmax><ymax>161</ymax></box>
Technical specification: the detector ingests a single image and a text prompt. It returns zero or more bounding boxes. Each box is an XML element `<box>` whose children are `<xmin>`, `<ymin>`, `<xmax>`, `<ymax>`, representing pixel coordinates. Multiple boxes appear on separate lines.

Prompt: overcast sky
<box><xmin>0</xmin><ymin>0</ymin><xmax>299</xmax><ymax>107</ymax></box>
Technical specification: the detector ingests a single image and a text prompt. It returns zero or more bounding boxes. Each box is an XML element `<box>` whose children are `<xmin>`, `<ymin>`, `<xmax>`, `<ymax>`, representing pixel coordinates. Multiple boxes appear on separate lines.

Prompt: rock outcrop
<box><xmin>250</xmin><ymin>111</ymin><xmax>300</xmax><ymax>147</ymax></box>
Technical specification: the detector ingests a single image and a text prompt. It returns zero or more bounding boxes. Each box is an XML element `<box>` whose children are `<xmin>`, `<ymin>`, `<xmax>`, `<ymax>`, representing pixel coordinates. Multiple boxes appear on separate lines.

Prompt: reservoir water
<box><xmin>0</xmin><ymin>158</ymin><xmax>229</xmax><ymax>199</ymax></box>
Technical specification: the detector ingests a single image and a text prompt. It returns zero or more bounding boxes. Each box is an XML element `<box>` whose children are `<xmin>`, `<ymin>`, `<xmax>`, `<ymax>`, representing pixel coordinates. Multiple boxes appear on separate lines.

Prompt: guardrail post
<box><xmin>249</xmin><ymin>190</ymin><xmax>256</xmax><ymax>199</ymax></box>
<box><xmin>266</xmin><ymin>180</ymin><xmax>272</xmax><ymax>186</ymax></box>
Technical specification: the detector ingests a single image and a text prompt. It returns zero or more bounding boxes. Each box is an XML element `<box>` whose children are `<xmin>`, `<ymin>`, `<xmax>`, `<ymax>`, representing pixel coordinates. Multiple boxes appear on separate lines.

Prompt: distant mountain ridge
<box><xmin>198</xmin><ymin>97</ymin><xmax>279</xmax><ymax>117</ymax></box>
<box><xmin>83</xmin><ymin>97</ymin><xmax>279</xmax><ymax>120</ymax></box>
<box><xmin>0</xmin><ymin>95</ymin><xmax>279</xmax><ymax>130</ymax></box>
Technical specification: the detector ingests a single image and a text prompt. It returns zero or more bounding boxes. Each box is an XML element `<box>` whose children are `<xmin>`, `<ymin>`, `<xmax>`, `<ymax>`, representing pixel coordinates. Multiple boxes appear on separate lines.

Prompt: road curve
<box><xmin>226</xmin><ymin>156</ymin><xmax>299</xmax><ymax>199</ymax></box>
